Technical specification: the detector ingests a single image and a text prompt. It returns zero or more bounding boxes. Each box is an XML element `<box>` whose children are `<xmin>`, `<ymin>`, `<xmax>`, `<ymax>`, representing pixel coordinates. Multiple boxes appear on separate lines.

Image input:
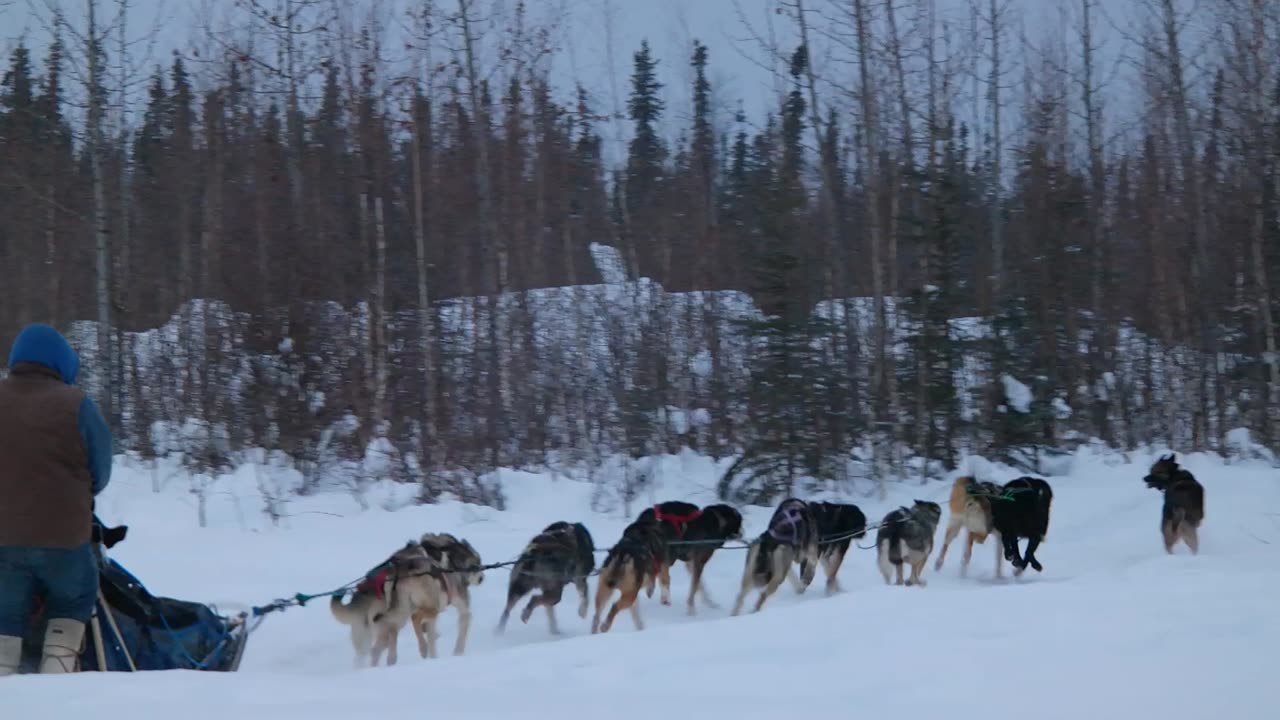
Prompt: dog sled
<box><xmin>18</xmin><ymin>518</ymin><xmax>252</xmax><ymax>674</ymax></box>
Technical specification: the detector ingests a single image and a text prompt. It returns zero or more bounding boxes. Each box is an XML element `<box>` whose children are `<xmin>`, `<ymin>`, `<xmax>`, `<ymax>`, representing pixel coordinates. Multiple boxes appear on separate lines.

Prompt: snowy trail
<box><xmin>6</xmin><ymin>449</ymin><xmax>1280</xmax><ymax>719</ymax></box>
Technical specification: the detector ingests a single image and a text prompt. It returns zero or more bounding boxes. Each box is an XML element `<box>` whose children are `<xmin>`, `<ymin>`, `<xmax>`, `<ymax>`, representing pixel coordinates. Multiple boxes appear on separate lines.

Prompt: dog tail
<box><xmin>599</xmin><ymin>547</ymin><xmax>626</xmax><ymax>589</ymax></box>
<box><xmin>876</xmin><ymin>516</ymin><xmax>904</xmax><ymax>564</ymax></box>
<box><xmin>752</xmin><ymin>533</ymin><xmax>778</xmax><ymax>579</ymax></box>
<box><xmin>572</xmin><ymin>522</ymin><xmax>596</xmax><ymax>572</ymax></box>
<box><xmin>329</xmin><ymin>593</ymin><xmax>363</xmax><ymax>625</ymax></box>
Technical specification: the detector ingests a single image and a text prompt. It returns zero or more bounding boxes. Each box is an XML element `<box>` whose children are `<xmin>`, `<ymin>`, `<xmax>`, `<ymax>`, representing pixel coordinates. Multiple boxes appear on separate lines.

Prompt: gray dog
<box><xmin>875</xmin><ymin>500</ymin><xmax>943</xmax><ymax>587</ymax></box>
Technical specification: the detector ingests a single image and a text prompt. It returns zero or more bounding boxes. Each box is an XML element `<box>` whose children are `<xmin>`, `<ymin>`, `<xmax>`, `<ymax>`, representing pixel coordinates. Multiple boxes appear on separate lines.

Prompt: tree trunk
<box><xmin>88</xmin><ymin>0</ymin><xmax>113</xmax><ymax>424</ymax></box>
<box><xmin>1158</xmin><ymin>0</ymin><xmax>1215</xmax><ymax>449</ymax></box>
<box><xmin>459</xmin><ymin>0</ymin><xmax>511</xmax><ymax>463</ymax></box>
<box><xmin>852</xmin><ymin>0</ymin><xmax>891</xmax><ymax>489</ymax></box>
<box><xmin>410</xmin><ymin>96</ymin><xmax>438</xmax><ymax>461</ymax></box>
<box><xmin>1080</xmin><ymin>0</ymin><xmax>1111</xmax><ymax>443</ymax></box>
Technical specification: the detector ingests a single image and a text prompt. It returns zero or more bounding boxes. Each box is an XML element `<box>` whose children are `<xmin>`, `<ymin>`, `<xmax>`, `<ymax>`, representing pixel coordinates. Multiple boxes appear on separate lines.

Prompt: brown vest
<box><xmin>0</xmin><ymin>364</ymin><xmax>94</xmax><ymax>548</ymax></box>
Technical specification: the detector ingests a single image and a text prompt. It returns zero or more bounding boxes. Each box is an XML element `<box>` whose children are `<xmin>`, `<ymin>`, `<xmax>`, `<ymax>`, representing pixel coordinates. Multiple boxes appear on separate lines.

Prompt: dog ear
<box><xmin>1169</xmin><ymin>453</ymin><xmax>1176</xmax><ymax>462</ymax></box>
<box><xmin>103</xmin><ymin>525</ymin><xmax>128</xmax><ymax>548</ymax></box>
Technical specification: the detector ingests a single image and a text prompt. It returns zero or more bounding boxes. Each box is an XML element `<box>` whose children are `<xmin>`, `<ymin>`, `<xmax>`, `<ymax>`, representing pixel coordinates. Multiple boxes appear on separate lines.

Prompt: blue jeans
<box><xmin>0</xmin><ymin>544</ymin><xmax>98</xmax><ymax>637</ymax></box>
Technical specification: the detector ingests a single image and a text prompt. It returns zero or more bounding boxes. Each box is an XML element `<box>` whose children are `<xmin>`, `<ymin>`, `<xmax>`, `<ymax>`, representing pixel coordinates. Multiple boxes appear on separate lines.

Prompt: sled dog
<box><xmin>990</xmin><ymin>477</ymin><xmax>1054</xmax><ymax>575</ymax></box>
<box><xmin>808</xmin><ymin>501</ymin><xmax>867</xmax><ymax>595</ymax></box>
<box><xmin>411</xmin><ymin>532</ymin><xmax>482</xmax><ymax>658</ymax></box>
<box><xmin>731</xmin><ymin>498</ymin><xmax>820</xmax><ymax>615</ymax></box>
<box><xmin>934</xmin><ymin>476</ymin><xmax>1004</xmax><ymax>578</ymax></box>
<box><xmin>329</xmin><ymin>541</ymin><xmax>444</xmax><ymax>667</ymax></box>
<box><xmin>497</xmin><ymin>521</ymin><xmax>596</xmax><ymax>635</ymax></box>
<box><xmin>591</xmin><ymin>516</ymin><xmax>666</xmax><ymax>634</ymax></box>
<box><xmin>637</xmin><ymin>501</ymin><xmax>744</xmax><ymax>614</ymax></box>
<box><xmin>876</xmin><ymin>500</ymin><xmax>943</xmax><ymax>587</ymax></box>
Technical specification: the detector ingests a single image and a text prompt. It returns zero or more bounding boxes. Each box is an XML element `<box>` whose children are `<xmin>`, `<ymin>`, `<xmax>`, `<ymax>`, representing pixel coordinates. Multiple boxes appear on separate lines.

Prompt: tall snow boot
<box><xmin>0</xmin><ymin>634</ymin><xmax>21</xmax><ymax>676</ymax></box>
<box><xmin>39</xmin><ymin>618</ymin><xmax>84</xmax><ymax>673</ymax></box>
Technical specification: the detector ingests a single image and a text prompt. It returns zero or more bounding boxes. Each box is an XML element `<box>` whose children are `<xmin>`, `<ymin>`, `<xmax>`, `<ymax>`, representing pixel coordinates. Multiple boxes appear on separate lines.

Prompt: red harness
<box><xmin>357</xmin><ymin>568</ymin><xmax>392</xmax><ymax>600</ymax></box>
<box><xmin>653</xmin><ymin>505</ymin><xmax>703</xmax><ymax>537</ymax></box>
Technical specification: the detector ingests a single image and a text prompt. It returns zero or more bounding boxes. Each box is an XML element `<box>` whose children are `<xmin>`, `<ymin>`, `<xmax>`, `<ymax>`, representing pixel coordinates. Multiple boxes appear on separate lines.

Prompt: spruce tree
<box><xmin>717</xmin><ymin>46</ymin><xmax>846</xmax><ymax>505</ymax></box>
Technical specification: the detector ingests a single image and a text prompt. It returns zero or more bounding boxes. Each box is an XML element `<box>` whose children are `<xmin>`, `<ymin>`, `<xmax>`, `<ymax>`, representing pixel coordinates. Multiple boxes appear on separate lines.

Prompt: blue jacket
<box><xmin>6</xmin><ymin>323</ymin><xmax>113</xmax><ymax>495</ymax></box>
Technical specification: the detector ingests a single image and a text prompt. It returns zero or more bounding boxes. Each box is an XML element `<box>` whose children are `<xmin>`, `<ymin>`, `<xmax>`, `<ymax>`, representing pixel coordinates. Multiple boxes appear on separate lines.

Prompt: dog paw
<box><xmin>660</xmin><ymin>598</ymin><xmax>671</xmax><ymax>606</ymax></box>
<box><xmin>578</xmin><ymin>605</ymin><xmax>588</xmax><ymax>619</ymax></box>
<box><xmin>1030</xmin><ymin>559</ymin><xmax>1043</xmax><ymax>572</ymax></box>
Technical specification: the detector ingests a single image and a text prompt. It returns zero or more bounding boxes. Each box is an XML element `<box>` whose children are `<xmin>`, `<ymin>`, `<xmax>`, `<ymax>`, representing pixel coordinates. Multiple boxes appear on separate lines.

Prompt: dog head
<box><xmin>419</xmin><ymin>532</ymin><xmax>485</xmax><ymax>587</ymax></box>
<box><xmin>451</xmin><ymin>537</ymin><xmax>485</xmax><ymax>586</ymax></box>
<box><xmin>1144</xmin><ymin>453</ymin><xmax>1182</xmax><ymax>491</ymax></box>
<box><xmin>92</xmin><ymin>519</ymin><xmax>128</xmax><ymax>549</ymax></box>
<box><xmin>698</xmin><ymin>503</ymin><xmax>744</xmax><ymax>540</ymax></box>
<box><xmin>911</xmin><ymin>499</ymin><xmax>943</xmax><ymax>528</ymax></box>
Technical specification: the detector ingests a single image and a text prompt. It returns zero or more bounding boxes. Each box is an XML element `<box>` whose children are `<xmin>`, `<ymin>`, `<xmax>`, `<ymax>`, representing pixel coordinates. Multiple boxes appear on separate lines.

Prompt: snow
<box><xmin>1052</xmin><ymin>396</ymin><xmax>1073</xmax><ymax>419</ymax></box>
<box><xmin>6</xmin><ymin>447</ymin><xmax>1280</xmax><ymax>719</ymax></box>
<box><xmin>1002</xmin><ymin>373</ymin><xmax>1033</xmax><ymax>413</ymax></box>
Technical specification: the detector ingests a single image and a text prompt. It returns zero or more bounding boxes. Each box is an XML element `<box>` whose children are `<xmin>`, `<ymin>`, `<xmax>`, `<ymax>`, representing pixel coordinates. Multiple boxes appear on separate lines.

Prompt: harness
<box><xmin>653</xmin><ymin>504</ymin><xmax>703</xmax><ymax>537</ymax></box>
<box><xmin>767</xmin><ymin>503</ymin><xmax>805</xmax><ymax>546</ymax></box>
<box><xmin>356</xmin><ymin>567</ymin><xmax>393</xmax><ymax>601</ymax></box>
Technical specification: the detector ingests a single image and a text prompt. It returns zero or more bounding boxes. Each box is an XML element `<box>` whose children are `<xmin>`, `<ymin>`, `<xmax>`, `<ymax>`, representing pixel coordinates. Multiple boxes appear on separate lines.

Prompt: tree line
<box><xmin>0</xmin><ymin>0</ymin><xmax>1276</xmax><ymax>505</ymax></box>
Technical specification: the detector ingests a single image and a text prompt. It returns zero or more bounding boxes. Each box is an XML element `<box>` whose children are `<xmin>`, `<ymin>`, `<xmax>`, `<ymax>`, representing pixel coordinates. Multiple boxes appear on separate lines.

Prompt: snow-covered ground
<box><xmin>7</xmin><ymin>447</ymin><xmax>1280</xmax><ymax>719</ymax></box>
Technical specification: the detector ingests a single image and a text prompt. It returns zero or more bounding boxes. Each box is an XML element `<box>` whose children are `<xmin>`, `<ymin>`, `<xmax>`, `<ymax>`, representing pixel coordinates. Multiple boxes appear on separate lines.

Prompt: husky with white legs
<box><xmin>731</xmin><ymin>498</ymin><xmax>819</xmax><ymax>615</ymax></box>
<box><xmin>875</xmin><ymin>500</ymin><xmax>943</xmax><ymax>587</ymax></box>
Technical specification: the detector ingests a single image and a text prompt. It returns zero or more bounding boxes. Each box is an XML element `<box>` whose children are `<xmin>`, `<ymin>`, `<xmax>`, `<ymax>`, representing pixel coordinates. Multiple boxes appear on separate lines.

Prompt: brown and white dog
<box><xmin>329</xmin><ymin>541</ymin><xmax>446</xmax><ymax>668</ymax></box>
<box><xmin>411</xmin><ymin>533</ymin><xmax>483</xmax><ymax>658</ymax></box>
<box><xmin>934</xmin><ymin>476</ymin><xmax>1004</xmax><ymax>578</ymax></box>
<box><xmin>591</xmin><ymin>516</ymin><xmax>666</xmax><ymax>634</ymax></box>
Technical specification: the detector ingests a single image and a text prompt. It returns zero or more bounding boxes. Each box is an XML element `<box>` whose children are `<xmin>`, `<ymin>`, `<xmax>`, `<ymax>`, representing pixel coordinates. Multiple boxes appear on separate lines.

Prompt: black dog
<box><xmin>636</xmin><ymin>501</ymin><xmax>743</xmax><ymax>612</ymax></box>
<box><xmin>989</xmin><ymin>477</ymin><xmax>1054</xmax><ymax>576</ymax></box>
<box><xmin>1144</xmin><ymin>453</ymin><xmax>1204</xmax><ymax>555</ymax></box>
<box><xmin>809</xmin><ymin>501</ymin><xmax>866</xmax><ymax>595</ymax></box>
<box><xmin>497</xmin><ymin>521</ymin><xmax>595</xmax><ymax>636</ymax></box>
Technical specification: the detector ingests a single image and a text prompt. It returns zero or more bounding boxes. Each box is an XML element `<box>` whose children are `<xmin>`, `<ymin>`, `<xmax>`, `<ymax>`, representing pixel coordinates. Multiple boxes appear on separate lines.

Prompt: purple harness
<box><xmin>768</xmin><ymin>503</ymin><xmax>805</xmax><ymax>546</ymax></box>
